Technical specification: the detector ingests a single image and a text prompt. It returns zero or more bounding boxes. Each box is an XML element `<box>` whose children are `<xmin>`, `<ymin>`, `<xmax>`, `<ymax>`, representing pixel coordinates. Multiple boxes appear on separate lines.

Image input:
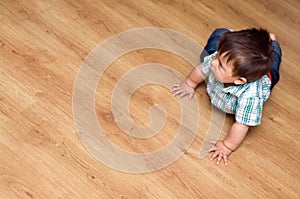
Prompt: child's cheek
<box><xmin>210</xmin><ymin>59</ymin><xmax>218</xmax><ymax>70</ymax></box>
<box><xmin>211</xmin><ymin>69</ymin><xmax>220</xmax><ymax>81</ymax></box>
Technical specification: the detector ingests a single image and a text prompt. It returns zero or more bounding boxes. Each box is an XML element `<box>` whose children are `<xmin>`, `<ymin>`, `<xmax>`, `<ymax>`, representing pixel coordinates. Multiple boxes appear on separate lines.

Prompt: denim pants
<box><xmin>200</xmin><ymin>28</ymin><xmax>282</xmax><ymax>89</ymax></box>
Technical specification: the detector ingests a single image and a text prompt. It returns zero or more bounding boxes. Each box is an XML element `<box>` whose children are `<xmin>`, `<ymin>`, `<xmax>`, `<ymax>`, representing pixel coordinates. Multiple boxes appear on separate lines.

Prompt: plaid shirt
<box><xmin>201</xmin><ymin>52</ymin><xmax>271</xmax><ymax>126</ymax></box>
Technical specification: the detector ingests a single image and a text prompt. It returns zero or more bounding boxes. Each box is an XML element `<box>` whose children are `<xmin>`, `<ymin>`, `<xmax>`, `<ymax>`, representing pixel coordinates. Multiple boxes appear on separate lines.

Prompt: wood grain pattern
<box><xmin>1</xmin><ymin>0</ymin><xmax>300</xmax><ymax>198</ymax></box>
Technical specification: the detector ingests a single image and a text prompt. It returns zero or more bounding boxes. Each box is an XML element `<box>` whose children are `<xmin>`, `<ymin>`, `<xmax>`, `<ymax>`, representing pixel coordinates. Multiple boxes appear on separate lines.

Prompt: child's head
<box><xmin>213</xmin><ymin>28</ymin><xmax>274</xmax><ymax>84</ymax></box>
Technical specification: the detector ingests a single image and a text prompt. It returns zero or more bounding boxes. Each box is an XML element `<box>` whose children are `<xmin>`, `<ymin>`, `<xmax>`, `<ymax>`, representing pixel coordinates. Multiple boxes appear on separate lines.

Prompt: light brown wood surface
<box><xmin>1</xmin><ymin>0</ymin><xmax>300</xmax><ymax>198</ymax></box>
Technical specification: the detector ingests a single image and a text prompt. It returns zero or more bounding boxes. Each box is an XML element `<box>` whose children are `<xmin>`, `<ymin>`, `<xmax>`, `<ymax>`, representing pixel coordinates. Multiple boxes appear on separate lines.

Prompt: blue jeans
<box><xmin>200</xmin><ymin>28</ymin><xmax>282</xmax><ymax>89</ymax></box>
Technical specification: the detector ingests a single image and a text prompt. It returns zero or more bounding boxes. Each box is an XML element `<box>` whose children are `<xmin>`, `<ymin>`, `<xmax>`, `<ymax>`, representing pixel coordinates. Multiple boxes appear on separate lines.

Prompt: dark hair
<box><xmin>217</xmin><ymin>28</ymin><xmax>274</xmax><ymax>82</ymax></box>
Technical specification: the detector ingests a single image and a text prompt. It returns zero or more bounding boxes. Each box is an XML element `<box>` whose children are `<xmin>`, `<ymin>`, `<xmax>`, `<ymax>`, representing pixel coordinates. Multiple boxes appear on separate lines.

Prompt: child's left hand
<box><xmin>208</xmin><ymin>140</ymin><xmax>232</xmax><ymax>165</ymax></box>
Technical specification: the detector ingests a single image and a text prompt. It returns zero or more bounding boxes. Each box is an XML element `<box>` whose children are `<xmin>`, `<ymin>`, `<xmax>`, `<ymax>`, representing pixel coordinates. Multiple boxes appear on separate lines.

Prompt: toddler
<box><xmin>170</xmin><ymin>28</ymin><xmax>282</xmax><ymax>165</ymax></box>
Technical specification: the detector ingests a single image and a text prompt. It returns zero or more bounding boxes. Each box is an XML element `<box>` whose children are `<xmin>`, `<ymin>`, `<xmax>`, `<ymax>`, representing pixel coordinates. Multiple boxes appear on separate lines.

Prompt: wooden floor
<box><xmin>1</xmin><ymin>0</ymin><xmax>300</xmax><ymax>198</ymax></box>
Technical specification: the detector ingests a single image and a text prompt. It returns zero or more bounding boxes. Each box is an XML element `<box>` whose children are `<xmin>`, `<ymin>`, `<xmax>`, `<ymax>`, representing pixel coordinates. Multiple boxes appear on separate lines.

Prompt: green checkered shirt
<box><xmin>201</xmin><ymin>52</ymin><xmax>271</xmax><ymax>126</ymax></box>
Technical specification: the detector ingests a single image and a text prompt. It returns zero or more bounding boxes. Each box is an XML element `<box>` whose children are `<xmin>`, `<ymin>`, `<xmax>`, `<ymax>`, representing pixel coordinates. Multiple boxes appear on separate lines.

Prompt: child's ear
<box><xmin>234</xmin><ymin>77</ymin><xmax>247</xmax><ymax>85</ymax></box>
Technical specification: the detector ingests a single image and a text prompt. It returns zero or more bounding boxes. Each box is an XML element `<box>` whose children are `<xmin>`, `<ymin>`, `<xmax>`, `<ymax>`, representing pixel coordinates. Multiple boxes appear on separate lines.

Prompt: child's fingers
<box><xmin>209</xmin><ymin>140</ymin><xmax>217</xmax><ymax>145</ymax></box>
<box><xmin>178</xmin><ymin>91</ymin><xmax>187</xmax><ymax>99</ymax></box>
<box><xmin>216</xmin><ymin>154</ymin><xmax>223</xmax><ymax>164</ymax></box>
<box><xmin>210</xmin><ymin>151</ymin><xmax>219</xmax><ymax>161</ymax></box>
<box><xmin>170</xmin><ymin>87</ymin><xmax>178</xmax><ymax>93</ymax></box>
<box><xmin>207</xmin><ymin>146</ymin><xmax>216</xmax><ymax>153</ymax></box>
<box><xmin>223</xmin><ymin>155</ymin><xmax>228</xmax><ymax>165</ymax></box>
<box><xmin>170</xmin><ymin>85</ymin><xmax>180</xmax><ymax>92</ymax></box>
<box><xmin>188</xmin><ymin>92</ymin><xmax>194</xmax><ymax>100</ymax></box>
<box><xmin>170</xmin><ymin>84</ymin><xmax>180</xmax><ymax>92</ymax></box>
<box><xmin>171</xmin><ymin>84</ymin><xmax>180</xmax><ymax>88</ymax></box>
<box><xmin>172</xmin><ymin>90</ymin><xmax>183</xmax><ymax>97</ymax></box>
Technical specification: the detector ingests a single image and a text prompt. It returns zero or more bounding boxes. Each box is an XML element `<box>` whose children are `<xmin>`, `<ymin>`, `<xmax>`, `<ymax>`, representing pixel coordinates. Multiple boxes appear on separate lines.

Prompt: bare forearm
<box><xmin>185</xmin><ymin>65</ymin><xmax>206</xmax><ymax>88</ymax></box>
<box><xmin>223</xmin><ymin>122</ymin><xmax>249</xmax><ymax>151</ymax></box>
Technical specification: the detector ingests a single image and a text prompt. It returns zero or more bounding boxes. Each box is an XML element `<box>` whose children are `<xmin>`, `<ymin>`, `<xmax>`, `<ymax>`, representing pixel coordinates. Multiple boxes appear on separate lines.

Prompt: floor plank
<box><xmin>1</xmin><ymin>0</ymin><xmax>300</xmax><ymax>198</ymax></box>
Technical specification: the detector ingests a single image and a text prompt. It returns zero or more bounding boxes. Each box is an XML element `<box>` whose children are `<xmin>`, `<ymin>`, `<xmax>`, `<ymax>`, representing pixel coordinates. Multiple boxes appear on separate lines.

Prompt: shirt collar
<box><xmin>221</xmin><ymin>83</ymin><xmax>251</xmax><ymax>97</ymax></box>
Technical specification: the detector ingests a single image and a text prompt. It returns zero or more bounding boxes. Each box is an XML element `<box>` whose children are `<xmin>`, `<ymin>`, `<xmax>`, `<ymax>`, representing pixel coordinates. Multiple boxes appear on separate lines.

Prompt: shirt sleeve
<box><xmin>261</xmin><ymin>75</ymin><xmax>271</xmax><ymax>102</ymax></box>
<box><xmin>199</xmin><ymin>52</ymin><xmax>217</xmax><ymax>76</ymax></box>
<box><xmin>235</xmin><ymin>97</ymin><xmax>264</xmax><ymax>126</ymax></box>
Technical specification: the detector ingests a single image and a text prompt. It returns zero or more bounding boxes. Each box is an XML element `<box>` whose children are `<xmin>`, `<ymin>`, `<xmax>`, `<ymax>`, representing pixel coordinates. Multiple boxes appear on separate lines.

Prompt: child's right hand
<box><xmin>170</xmin><ymin>81</ymin><xmax>195</xmax><ymax>100</ymax></box>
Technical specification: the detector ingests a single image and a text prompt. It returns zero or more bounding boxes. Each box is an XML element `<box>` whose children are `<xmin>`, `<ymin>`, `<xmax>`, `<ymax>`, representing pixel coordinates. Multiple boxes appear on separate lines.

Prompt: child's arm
<box><xmin>185</xmin><ymin>65</ymin><xmax>206</xmax><ymax>88</ymax></box>
<box><xmin>170</xmin><ymin>65</ymin><xmax>206</xmax><ymax>99</ymax></box>
<box><xmin>223</xmin><ymin>122</ymin><xmax>249</xmax><ymax>151</ymax></box>
<box><xmin>208</xmin><ymin>122</ymin><xmax>249</xmax><ymax>165</ymax></box>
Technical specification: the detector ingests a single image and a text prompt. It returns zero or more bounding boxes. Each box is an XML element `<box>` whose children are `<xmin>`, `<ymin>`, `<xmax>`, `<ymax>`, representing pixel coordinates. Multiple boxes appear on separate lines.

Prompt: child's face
<box><xmin>210</xmin><ymin>53</ymin><xmax>241</xmax><ymax>84</ymax></box>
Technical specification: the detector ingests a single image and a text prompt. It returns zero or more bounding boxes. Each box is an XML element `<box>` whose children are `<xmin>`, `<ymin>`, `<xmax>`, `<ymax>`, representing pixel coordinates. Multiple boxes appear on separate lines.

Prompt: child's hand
<box><xmin>170</xmin><ymin>81</ymin><xmax>195</xmax><ymax>100</ymax></box>
<box><xmin>208</xmin><ymin>140</ymin><xmax>233</xmax><ymax>165</ymax></box>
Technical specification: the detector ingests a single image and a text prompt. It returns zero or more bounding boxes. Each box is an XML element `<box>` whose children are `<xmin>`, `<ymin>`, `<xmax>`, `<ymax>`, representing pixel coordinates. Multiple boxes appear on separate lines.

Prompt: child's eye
<box><xmin>218</xmin><ymin>59</ymin><xmax>223</xmax><ymax>68</ymax></box>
